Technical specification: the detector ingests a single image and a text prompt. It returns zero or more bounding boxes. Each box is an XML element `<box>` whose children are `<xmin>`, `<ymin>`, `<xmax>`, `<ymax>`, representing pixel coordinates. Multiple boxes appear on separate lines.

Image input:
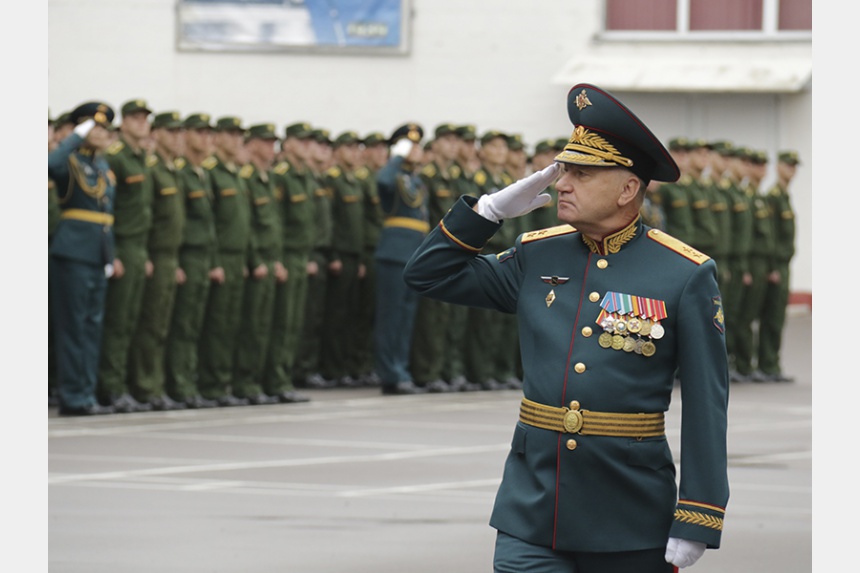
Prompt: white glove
<box><xmin>665</xmin><ymin>537</ymin><xmax>706</xmax><ymax>568</ymax></box>
<box><xmin>475</xmin><ymin>163</ymin><xmax>560</xmax><ymax>223</ymax></box>
<box><xmin>390</xmin><ymin>138</ymin><xmax>414</xmax><ymax>159</ymax></box>
<box><xmin>74</xmin><ymin>118</ymin><xmax>96</xmax><ymax>138</ymax></box>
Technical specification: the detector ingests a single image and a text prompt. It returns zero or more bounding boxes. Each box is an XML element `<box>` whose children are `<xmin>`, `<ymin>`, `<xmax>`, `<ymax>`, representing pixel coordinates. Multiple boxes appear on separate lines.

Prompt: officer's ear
<box><xmin>617</xmin><ymin>171</ymin><xmax>642</xmax><ymax>207</ymax></box>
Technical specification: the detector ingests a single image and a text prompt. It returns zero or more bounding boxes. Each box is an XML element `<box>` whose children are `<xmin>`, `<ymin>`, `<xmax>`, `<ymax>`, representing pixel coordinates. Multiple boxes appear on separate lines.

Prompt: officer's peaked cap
<box><xmin>555</xmin><ymin>84</ymin><xmax>680</xmax><ymax>183</ymax></box>
<box><xmin>70</xmin><ymin>101</ymin><xmax>115</xmax><ymax>127</ymax></box>
<box><xmin>388</xmin><ymin>123</ymin><xmax>424</xmax><ymax>146</ymax></box>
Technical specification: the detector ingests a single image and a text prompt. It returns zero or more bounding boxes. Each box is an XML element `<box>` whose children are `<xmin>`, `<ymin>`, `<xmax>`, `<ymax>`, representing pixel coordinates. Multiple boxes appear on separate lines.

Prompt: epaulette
<box><xmin>501</xmin><ymin>173</ymin><xmax>514</xmax><ymax>186</ymax></box>
<box><xmin>145</xmin><ymin>154</ymin><xmax>158</xmax><ymax>168</ymax></box>
<box><xmin>106</xmin><ymin>141</ymin><xmax>125</xmax><ymax>156</ymax></box>
<box><xmin>326</xmin><ymin>166</ymin><xmax>342</xmax><ymax>178</ymax></box>
<box><xmin>239</xmin><ymin>164</ymin><xmax>255</xmax><ymax>179</ymax></box>
<box><xmin>647</xmin><ymin>229</ymin><xmax>710</xmax><ymax>265</ymax></box>
<box><xmin>678</xmin><ymin>174</ymin><xmax>693</xmax><ymax>185</ymax></box>
<box><xmin>448</xmin><ymin>164</ymin><xmax>461</xmax><ymax>179</ymax></box>
<box><xmin>421</xmin><ymin>163</ymin><xmax>437</xmax><ymax>178</ymax></box>
<box><xmin>174</xmin><ymin>157</ymin><xmax>187</xmax><ymax>170</ymax></box>
<box><xmin>354</xmin><ymin>166</ymin><xmax>370</xmax><ymax>180</ymax></box>
<box><xmin>522</xmin><ymin>224</ymin><xmax>576</xmax><ymax>244</ymax></box>
<box><xmin>719</xmin><ymin>178</ymin><xmax>731</xmax><ymax>190</ymax></box>
<box><xmin>273</xmin><ymin>161</ymin><xmax>291</xmax><ymax>175</ymax></box>
<box><xmin>473</xmin><ymin>170</ymin><xmax>487</xmax><ymax>186</ymax></box>
<box><xmin>768</xmin><ymin>185</ymin><xmax>783</xmax><ymax>197</ymax></box>
<box><xmin>201</xmin><ymin>156</ymin><xmax>218</xmax><ymax>170</ymax></box>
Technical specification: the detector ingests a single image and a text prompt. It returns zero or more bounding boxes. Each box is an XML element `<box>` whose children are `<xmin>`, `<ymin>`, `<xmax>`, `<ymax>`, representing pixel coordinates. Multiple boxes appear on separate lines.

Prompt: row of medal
<box><xmin>596</xmin><ymin>311</ymin><xmax>664</xmax><ymax>357</ymax></box>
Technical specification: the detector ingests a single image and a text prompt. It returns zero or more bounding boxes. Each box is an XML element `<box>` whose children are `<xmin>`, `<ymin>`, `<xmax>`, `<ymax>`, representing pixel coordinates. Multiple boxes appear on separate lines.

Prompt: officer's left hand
<box><xmin>665</xmin><ymin>537</ymin><xmax>706</xmax><ymax>568</ymax></box>
<box><xmin>474</xmin><ymin>163</ymin><xmax>560</xmax><ymax>223</ymax></box>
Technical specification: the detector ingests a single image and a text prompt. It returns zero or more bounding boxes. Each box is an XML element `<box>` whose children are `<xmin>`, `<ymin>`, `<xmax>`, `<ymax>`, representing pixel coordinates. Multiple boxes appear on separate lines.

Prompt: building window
<box><xmin>605</xmin><ymin>0</ymin><xmax>810</xmax><ymax>35</ymax></box>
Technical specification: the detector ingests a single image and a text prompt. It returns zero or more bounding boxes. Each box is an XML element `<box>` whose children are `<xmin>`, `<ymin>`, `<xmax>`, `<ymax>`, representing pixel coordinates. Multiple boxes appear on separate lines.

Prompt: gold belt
<box><xmin>61</xmin><ymin>209</ymin><xmax>114</xmax><ymax>226</ymax></box>
<box><xmin>383</xmin><ymin>217</ymin><xmax>430</xmax><ymax>233</ymax></box>
<box><xmin>519</xmin><ymin>398</ymin><xmax>665</xmax><ymax>437</ymax></box>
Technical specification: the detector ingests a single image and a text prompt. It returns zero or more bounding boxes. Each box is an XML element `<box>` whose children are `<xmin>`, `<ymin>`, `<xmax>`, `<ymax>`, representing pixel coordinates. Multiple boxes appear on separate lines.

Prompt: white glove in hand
<box><xmin>390</xmin><ymin>138</ymin><xmax>414</xmax><ymax>159</ymax></box>
<box><xmin>475</xmin><ymin>162</ymin><xmax>560</xmax><ymax>223</ymax></box>
<box><xmin>74</xmin><ymin>118</ymin><xmax>96</xmax><ymax>138</ymax></box>
<box><xmin>665</xmin><ymin>537</ymin><xmax>706</xmax><ymax>568</ymax></box>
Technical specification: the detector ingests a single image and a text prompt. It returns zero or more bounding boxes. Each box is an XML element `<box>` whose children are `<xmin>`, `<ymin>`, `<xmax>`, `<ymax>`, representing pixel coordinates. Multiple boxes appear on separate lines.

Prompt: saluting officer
<box><xmin>127</xmin><ymin>111</ymin><xmax>188</xmax><ymax>410</ymax></box>
<box><xmin>98</xmin><ymin>99</ymin><xmax>155</xmax><ymax>413</ymax></box>
<box><xmin>374</xmin><ymin>123</ymin><xmax>429</xmax><ymax>395</ymax></box>
<box><xmin>49</xmin><ymin>102</ymin><xmax>117</xmax><ymax>416</ymax></box>
<box><xmin>404</xmin><ymin>83</ymin><xmax>729</xmax><ymax>572</ymax></box>
<box><xmin>165</xmin><ymin>113</ymin><xmax>221</xmax><ymax>408</ymax></box>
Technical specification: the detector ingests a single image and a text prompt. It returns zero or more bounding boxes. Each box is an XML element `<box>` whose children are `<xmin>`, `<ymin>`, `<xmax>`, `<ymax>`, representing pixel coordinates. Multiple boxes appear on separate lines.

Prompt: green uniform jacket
<box><xmin>105</xmin><ymin>138</ymin><xmax>152</xmax><ymax>241</ymax></box>
<box><xmin>203</xmin><ymin>156</ymin><xmax>252</xmax><ymax>256</ymax></box>
<box><xmin>241</xmin><ymin>164</ymin><xmax>282</xmax><ymax>266</ymax></box>
<box><xmin>472</xmin><ymin>167</ymin><xmax>515</xmax><ymax>254</ymax></box>
<box><xmin>709</xmin><ymin>178</ymin><xmax>732</xmax><ymax>260</ymax></box>
<box><xmin>146</xmin><ymin>153</ymin><xmax>185</xmax><ymax>254</ymax></box>
<box><xmin>323</xmin><ymin>165</ymin><xmax>365</xmax><ymax>259</ymax></box>
<box><xmin>272</xmin><ymin>160</ymin><xmax>315</xmax><ymax>256</ymax></box>
<box><xmin>749</xmin><ymin>191</ymin><xmax>776</xmax><ymax>263</ymax></box>
<box><xmin>176</xmin><ymin>158</ymin><xmax>219</xmax><ymax>265</ymax></box>
<box><xmin>655</xmin><ymin>178</ymin><xmax>695</xmax><ymax>245</ymax></box>
<box><xmin>356</xmin><ymin>166</ymin><xmax>383</xmax><ymax>265</ymax></box>
<box><xmin>403</xmin><ymin>197</ymin><xmax>729</xmax><ymax>553</ymax></box>
<box><xmin>767</xmin><ymin>183</ymin><xmax>796</xmax><ymax>264</ymax></box>
<box><xmin>419</xmin><ymin>161</ymin><xmax>463</xmax><ymax>227</ymax></box>
<box><xmin>309</xmin><ymin>170</ymin><xmax>334</xmax><ymax>259</ymax></box>
<box><xmin>728</xmin><ymin>181</ymin><xmax>754</xmax><ymax>272</ymax></box>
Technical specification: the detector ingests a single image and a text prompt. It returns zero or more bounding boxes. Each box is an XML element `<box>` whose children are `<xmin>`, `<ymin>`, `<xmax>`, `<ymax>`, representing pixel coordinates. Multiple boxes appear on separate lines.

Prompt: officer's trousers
<box><xmin>320</xmin><ymin>253</ymin><xmax>361</xmax><ymax>380</ymax></box>
<box><xmin>374</xmin><ymin>259</ymin><xmax>418</xmax><ymax>385</ymax></box>
<box><xmin>734</xmin><ymin>255</ymin><xmax>770</xmax><ymax>375</ymax></box>
<box><xmin>232</xmin><ymin>260</ymin><xmax>277</xmax><ymax>398</ymax></box>
<box><xmin>295</xmin><ymin>251</ymin><xmax>328</xmax><ymax>380</ymax></box>
<box><xmin>758</xmin><ymin>260</ymin><xmax>791</xmax><ymax>375</ymax></box>
<box><xmin>493</xmin><ymin>531</ymin><xmax>673</xmax><ymax>573</ymax></box>
<box><xmin>50</xmin><ymin>257</ymin><xmax>107</xmax><ymax>409</ymax></box>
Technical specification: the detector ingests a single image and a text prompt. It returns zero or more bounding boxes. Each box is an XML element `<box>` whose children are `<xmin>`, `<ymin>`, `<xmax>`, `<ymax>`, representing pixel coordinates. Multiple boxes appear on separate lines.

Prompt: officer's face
<box><xmin>777</xmin><ymin>161</ymin><xmax>797</xmax><ymax>182</ymax></box>
<box><xmin>479</xmin><ymin>137</ymin><xmax>508</xmax><ymax>166</ymax></box>
<box><xmin>154</xmin><ymin>127</ymin><xmax>184</xmax><ymax>158</ymax></box>
<box><xmin>432</xmin><ymin>133</ymin><xmax>459</xmax><ymax>162</ymax></box>
<box><xmin>86</xmin><ymin>124</ymin><xmax>113</xmax><ymax>152</ymax></box>
<box><xmin>122</xmin><ymin>111</ymin><xmax>151</xmax><ymax>140</ymax></box>
<box><xmin>185</xmin><ymin>128</ymin><xmax>213</xmax><ymax>156</ymax></box>
<box><xmin>555</xmin><ymin>163</ymin><xmax>636</xmax><ymax>228</ymax></box>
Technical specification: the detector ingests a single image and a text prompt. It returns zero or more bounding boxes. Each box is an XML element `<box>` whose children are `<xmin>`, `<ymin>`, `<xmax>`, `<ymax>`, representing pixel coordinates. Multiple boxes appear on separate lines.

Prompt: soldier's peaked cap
<box><xmin>388</xmin><ymin>123</ymin><xmax>423</xmax><ymax>146</ymax></box>
<box><xmin>555</xmin><ymin>84</ymin><xmax>680</xmax><ymax>184</ymax></box>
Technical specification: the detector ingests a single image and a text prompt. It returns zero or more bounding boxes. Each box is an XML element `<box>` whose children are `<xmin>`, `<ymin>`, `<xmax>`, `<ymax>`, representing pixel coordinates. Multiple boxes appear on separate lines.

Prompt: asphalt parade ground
<box><xmin>48</xmin><ymin>310</ymin><xmax>813</xmax><ymax>572</ymax></box>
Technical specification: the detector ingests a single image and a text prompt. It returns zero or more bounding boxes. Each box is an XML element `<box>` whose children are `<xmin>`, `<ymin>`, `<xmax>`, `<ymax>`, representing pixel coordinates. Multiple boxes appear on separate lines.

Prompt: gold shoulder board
<box><xmin>354</xmin><ymin>166</ymin><xmax>369</xmax><ymax>180</ymax></box>
<box><xmin>421</xmin><ymin>163</ymin><xmax>437</xmax><ymax>177</ymax></box>
<box><xmin>326</xmin><ymin>166</ymin><xmax>341</xmax><ymax>178</ymax></box>
<box><xmin>474</xmin><ymin>170</ymin><xmax>487</xmax><ymax>186</ymax></box>
<box><xmin>449</xmin><ymin>165</ymin><xmax>461</xmax><ymax>178</ymax></box>
<box><xmin>502</xmin><ymin>173</ymin><xmax>513</xmax><ymax>186</ymax></box>
<box><xmin>201</xmin><ymin>156</ymin><xmax>218</xmax><ymax>170</ymax></box>
<box><xmin>522</xmin><ymin>224</ymin><xmax>576</xmax><ymax>244</ymax></box>
<box><xmin>647</xmin><ymin>229</ymin><xmax>710</xmax><ymax>265</ymax></box>
<box><xmin>239</xmin><ymin>164</ymin><xmax>254</xmax><ymax>178</ymax></box>
<box><xmin>145</xmin><ymin>154</ymin><xmax>158</xmax><ymax>168</ymax></box>
<box><xmin>274</xmin><ymin>161</ymin><xmax>290</xmax><ymax>175</ymax></box>
<box><xmin>174</xmin><ymin>157</ymin><xmax>186</xmax><ymax>169</ymax></box>
<box><xmin>679</xmin><ymin>174</ymin><xmax>693</xmax><ymax>185</ymax></box>
<box><xmin>106</xmin><ymin>141</ymin><xmax>125</xmax><ymax>155</ymax></box>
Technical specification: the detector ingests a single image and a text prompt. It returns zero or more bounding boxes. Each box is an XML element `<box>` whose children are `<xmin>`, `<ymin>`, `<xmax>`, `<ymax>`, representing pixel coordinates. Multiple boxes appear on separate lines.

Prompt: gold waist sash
<box><xmin>519</xmin><ymin>397</ymin><xmax>665</xmax><ymax>437</ymax></box>
<box><xmin>61</xmin><ymin>209</ymin><xmax>114</xmax><ymax>226</ymax></box>
<box><xmin>383</xmin><ymin>217</ymin><xmax>430</xmax><ymax>234</ymax></box>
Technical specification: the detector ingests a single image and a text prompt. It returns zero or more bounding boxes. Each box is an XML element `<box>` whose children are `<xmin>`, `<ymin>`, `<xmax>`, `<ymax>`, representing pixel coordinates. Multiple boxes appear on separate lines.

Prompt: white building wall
<box><xmin>48</xmin><ymin>0</ymin><xmax>811</xmax><ymax>293</ymax></box>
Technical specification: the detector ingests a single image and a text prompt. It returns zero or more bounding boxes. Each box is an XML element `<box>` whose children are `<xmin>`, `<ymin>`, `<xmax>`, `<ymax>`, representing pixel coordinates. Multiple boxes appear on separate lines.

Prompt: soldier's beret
<box><xmin>333</xmin><ymin>131</ymin><xmax>361</xmax><ymax>146</ymax></box>
<box><xmin>480</xmin><ymin>130</ymin><xmax>507</xmax><ymax>146</ymax></box>
<box><xmin>70</xmin><ymin>101</ymin><xmax>115</xmax><ymax>128</ymax></box>
<box><xmin>121</xmin><ymin>99</ymin><xmax>152</xmax><ymax>117</ymax></box>
<box><xmin>362</xmin><ymin>132</ymin><xmax>387</xmax><ymax>146</ymax></box>
<box><xmin>534</xmin><ymin>139</ymin><xmax>555</xmax><ymax>155</ymax></box>
<box><xmin>555</xmin><ymin>84</ymin><xmax>679</xmax><ymax>183</ymax></box>
<box><xmin>151</xmin><ymin>111</ymin><xmax>184</xmax><ymax>130</ymax></box>
<box><xmin>285</xmin><ymin>122</ymin><xmax>313</xmax><ymax>139</ymax></box>
<box><xmin>388</xmin><ymin>123</ymin><xmax>424</xmax><ymax>146</ymax></box>
<box><xmin>246</xmin><ymin>123</ymin><xmax>279</xmax><ymax>140</ymax></box>
<box><xmin>183</xmin><ymin>113</ymin><xmax>212</xmax><ymax>130</ymax></box>
<box><xmin>311</xmin><ymin>128</ymin><xmax>332</xmax><ymax>144</ymax></box>
<box><xmin>778</xmin><ymin>150</ymin><xmax>800</xmax><ymax>165</ymax></box>
<box><xmin>507</xmin><ymin>133</ymin><xmax>525</xmax><ymax>151</ymax></box>
<box><xmin>434</xmin><ymin>123</ymin><xmax>457</xmax><ymax>138</ymax></box>
<box><xmin>455</xmin><ymin>125</ymin><xmax>477</xmax><ymax>141</ymax></box>
<box><xmin>215</xmin><ymin>116</ymin><xmax>245</xmax><ymax>133</ymax></box>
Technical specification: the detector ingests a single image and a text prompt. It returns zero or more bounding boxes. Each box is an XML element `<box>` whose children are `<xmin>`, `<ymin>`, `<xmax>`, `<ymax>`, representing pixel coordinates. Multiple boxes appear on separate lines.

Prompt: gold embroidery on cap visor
<box><xmin>554</xmin><ymin>126</ymin><xmax>634</xmax><ymax>169</ymax></box>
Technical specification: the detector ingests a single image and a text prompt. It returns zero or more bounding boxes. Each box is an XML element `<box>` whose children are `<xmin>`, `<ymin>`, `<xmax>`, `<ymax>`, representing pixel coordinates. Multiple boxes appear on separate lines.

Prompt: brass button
<box><xmin>597</xmin><ymin>259</ymin><xmax>608</xmax><ymax>269</ymax></box>
<box><xmin>589</xmin><ymin>292</ymin><xmax>600</xmax><ymax>303</ymax></box>
<box><xmin>574</xmin><ymin>362</ymin><xmax>586</xmax><ymax>373</ymax></box>
<box><xmin>569</xmin><ymin>400</ymin><xmax>580</xmax><ymax>410</ymax></box>
<box><xmin>566</xmin><ymin>439</ymin><xmax>578</xmax><ymax>450</ymax></box>
<box><xmin>581</xmin><ymin>326</ymin><xmax>593</xmax><ymax>337</ymax></box>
